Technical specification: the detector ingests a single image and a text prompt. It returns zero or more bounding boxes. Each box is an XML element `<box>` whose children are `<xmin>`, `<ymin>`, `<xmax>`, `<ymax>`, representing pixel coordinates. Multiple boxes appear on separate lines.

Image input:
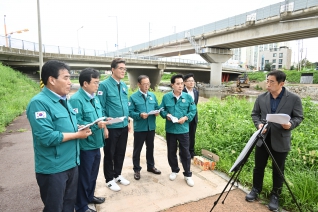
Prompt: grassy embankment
<box><xmin>0</xmin><ymin>63</ymin><xmax>40</xmax><ymax>133</ymax></box>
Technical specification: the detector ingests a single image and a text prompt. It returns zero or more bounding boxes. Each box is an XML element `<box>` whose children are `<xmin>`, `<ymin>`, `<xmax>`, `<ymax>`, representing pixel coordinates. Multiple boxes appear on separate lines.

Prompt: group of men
<box><xmin>27</xmin><ymin>59</ymin><xmax>199</xmax><ymax>212</ymax></box>
<box><xmin>27</xmin><ymin>58</ymin><xmax>303</xmax><ymax>212</ymax></box>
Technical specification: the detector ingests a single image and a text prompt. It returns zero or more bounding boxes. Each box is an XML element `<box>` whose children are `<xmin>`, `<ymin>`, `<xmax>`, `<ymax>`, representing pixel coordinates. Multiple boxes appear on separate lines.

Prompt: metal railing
<box><xmin>0</xmin><ymin>35</ymin><xmax>210</xmax><ymax>66</ymax></box>
<box><xmin>117</xmin><ymin>0</ymin><xmax>318</xmax><ymax>54</ymax></box>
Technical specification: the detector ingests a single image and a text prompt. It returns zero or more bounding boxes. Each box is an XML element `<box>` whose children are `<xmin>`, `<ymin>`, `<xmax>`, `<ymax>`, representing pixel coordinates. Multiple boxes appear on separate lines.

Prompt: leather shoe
<box><xmin>85</xmin><ymin>208</ymin><xmax>96</xmax><ymax>212</ymax></box>
<box><xmin>134</xmin><ymin>171</ymin><xmax>140</xmax><ymax>180</ymax></box>
<box><xmin>147</xmin><ymin>167</ymin><xmax>161</xmax><ymax>175</ymax></box>
<box><xmin>90</xmin><ymin>196</ymin><xmax>105</xmax><ymax>204</ymax></box>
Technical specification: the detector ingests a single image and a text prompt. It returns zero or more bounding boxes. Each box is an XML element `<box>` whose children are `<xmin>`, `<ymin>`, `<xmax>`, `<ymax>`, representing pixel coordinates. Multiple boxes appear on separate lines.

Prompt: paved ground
<box><xmin>0</xmin><ymin>112</ymin><xmax>276</xmax><ymax>212</ymax></box>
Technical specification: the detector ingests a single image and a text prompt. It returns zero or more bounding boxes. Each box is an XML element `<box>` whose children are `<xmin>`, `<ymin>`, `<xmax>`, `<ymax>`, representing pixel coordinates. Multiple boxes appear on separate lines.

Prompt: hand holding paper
<box><xmin>148</xmin><ymin>107</ymin><xmax>164</xmax><ymax>115</ymax></box>
<box><xmin>266</xmin><ymin>114</ymin><xmax>291</xmax><ymax>125</ymax></box>
<box><xmin>78</xmin><ymin>117</ymin><xmax>106</xmax><ymax>131</ymax></box>
<box><xmin>107</xmin><ymin>116</ymin><xmax>126</xmax><ymax>124</ymax></box>
<box><xmin>167</xmin><ymin>114</ymin><xmax>179</xmax><ymax>123</ymax></box>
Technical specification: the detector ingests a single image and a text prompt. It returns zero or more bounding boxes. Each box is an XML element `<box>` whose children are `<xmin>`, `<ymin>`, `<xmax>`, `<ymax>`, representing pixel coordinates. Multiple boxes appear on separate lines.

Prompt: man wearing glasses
<box><xmin>69</xmin><ymin>68</ymin><xmax>109</xmax><ymax>212</ymax></box>
<box><xmin>97</xmin><ymin>58</ymin><xmax>131</xmax><ymax>192</ymax></box>
<box><xmin>128</xmin><ymin>75</ymin><xmax>161</xmax><ymax>180</ymax></box>
<box><xmin>183</xmin><ymin>73</ymin><xmax>199</xmax><ymax>159</ymax></box>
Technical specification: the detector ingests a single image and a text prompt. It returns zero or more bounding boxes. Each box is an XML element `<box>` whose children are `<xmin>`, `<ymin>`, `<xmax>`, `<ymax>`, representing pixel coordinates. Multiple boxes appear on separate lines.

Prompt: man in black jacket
<box><xmin>182</xmin><ymin>73</ymin><xmax>199</xmax><ymax>158</ymax></box>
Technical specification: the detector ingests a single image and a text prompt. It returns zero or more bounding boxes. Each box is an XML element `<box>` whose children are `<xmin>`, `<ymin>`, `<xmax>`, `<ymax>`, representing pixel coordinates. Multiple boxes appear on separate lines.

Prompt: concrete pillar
<box><xmin>127</xmin><ymin>66</ymin><xmax>165</xmax><ymax>90</ymax></box>
<box><xmin>210</xmin><ymin>63</ymin><xmax>223</xmax><ymax>86</ymax></box>
<box><xmin>199</xmin><ymin>48</ymin><xmax>233</xmax><ymax>86</ymax></box>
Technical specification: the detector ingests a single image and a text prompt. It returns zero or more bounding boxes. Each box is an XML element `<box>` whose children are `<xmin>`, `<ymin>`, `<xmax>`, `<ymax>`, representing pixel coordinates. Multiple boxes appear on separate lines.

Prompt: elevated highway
<box><xmin>0</xmin><ymin>46</ymin><xmax>245</xmax><ymax>89</ymax></box>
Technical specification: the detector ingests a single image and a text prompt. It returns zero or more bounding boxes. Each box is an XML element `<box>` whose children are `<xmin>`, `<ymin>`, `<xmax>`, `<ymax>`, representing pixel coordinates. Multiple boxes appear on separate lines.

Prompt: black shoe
<box><xmin>147</xmin><ymin>167</ymin><xmax>161</xmax><ymax>175</ymax></box>
<box><xmin>85</xmin><ymin>208</ymin><xmax>96</xmax><ymax>212</ymax></box>
<box><xmin>245</xmin><ymin>187</ymin><xmax>259</xmax><ymax>202</ymax></box>
<box><xmin>134</xmin><ymin>171</ymin><xmax>140</xmax><ymax>180</ymax></box>
<box><xmin>90</xmin><ymin>196</ymin><xmax>105</xmax><ymax>204</ymax></box>
<box><xmin>268</xmin><ymin>194</ymin><xmax>279</xmax><ymax>211</ymax></box>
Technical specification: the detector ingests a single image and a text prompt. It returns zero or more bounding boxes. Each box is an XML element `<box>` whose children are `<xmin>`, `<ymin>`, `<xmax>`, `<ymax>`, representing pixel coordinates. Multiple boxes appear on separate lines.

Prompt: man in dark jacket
<box><xmin>183</xmin><ymin>73</ymin><xmax>199</xmax><ymax>158</ymax></box>
<box><xmin>245</xmin><ymin>70</ymin><xmax>303</xmax><ymax>211</ymax></box>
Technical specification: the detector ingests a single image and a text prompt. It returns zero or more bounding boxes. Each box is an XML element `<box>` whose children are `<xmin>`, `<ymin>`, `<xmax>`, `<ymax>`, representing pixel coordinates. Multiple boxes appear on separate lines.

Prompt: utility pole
<box><xmin>149</xmin><ymin>22</ymin><xmax>150</xmax><ymax>60</ymax></box>
<box><xmin>37</xmin><ymin>0</ymin><xmax>43</xmax><ymax>80</ymax></box>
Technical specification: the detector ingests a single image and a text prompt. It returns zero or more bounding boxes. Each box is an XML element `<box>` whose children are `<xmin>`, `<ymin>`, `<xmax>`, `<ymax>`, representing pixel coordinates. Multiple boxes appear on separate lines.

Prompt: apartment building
<box><xmin>258</xmin><ymin>46</ymin><xmax>292</xmax><ymax>70</ymax></box>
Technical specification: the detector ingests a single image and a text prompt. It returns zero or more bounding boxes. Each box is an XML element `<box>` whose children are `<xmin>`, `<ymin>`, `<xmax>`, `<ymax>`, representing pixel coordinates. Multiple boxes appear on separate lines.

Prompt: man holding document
<box><xmin>129</xmin><ymin>75</ymin><xmax>161</xmax><ymax>180</ymax></box>
<box><xmin>69</xmin><ymin>68</ymin><xmax>109</xmax><ymax>212</ymax></box>
<box><xmin>246</xmin><ymin>70</ymin><xmax>303</xmax><ymax>211</ymax></box>
<box><xmin>97</xmin><ymin>58</ymin><xmax>131</xmax><ymax>192</ymax></box>
<box><xmin>160</xmin><ymin>74</ymin><xmax>196</xmax><ymax>187</ymax></box>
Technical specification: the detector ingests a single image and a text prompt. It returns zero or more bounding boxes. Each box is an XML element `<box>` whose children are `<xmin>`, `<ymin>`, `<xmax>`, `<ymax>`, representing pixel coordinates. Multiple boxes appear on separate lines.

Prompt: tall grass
<box><xmin>0</xmin><ymin>63</ymin><xmax>40</xmax><ymax>132</ymax></box>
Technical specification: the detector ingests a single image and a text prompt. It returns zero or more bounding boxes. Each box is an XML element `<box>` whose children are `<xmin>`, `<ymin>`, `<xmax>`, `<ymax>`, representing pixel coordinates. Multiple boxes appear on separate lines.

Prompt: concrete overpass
<box><xmin>116</xmin><ymin>0</ymin><xmax>318</xmax><ymax>85</ymax></box>
<box><xmin>0</xmin><ymin>46</ymin><xmax>245</xmax><ymax>89</ymax></box>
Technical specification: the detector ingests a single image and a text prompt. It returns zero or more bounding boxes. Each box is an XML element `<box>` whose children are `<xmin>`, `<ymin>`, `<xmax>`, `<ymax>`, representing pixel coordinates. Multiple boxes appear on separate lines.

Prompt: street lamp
<box><xmin>77</xmin><ymin>26</ymin><xmax>83</xmax><ymax>54</ymax></box>
<box><xmin>108</xmin><ymin>16</ymin><xmax>118</xmax><ymax>54</ymax></box>
<box><xmin>4</xmin><ymin>15</ymin><xmax>8</xmax><ymax>47</ymax></box>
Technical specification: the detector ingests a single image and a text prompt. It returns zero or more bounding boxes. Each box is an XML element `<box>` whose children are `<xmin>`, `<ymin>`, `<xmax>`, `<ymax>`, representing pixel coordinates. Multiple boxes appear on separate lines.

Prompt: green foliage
<box><xmin>155</xmin><ymin>96</ymin><xmax>317</xmax><ymax>211</ymax></box>
<box><xmin>264</xmin><ymin>63</ymin><xmax>272</xmax><ymax>71</ymax></box>
<box><xmin>0</xmin><ymin>63</ymin><xmax>40</xmax><ymax>132</ymax></box>
<box><xmin>248</xmin><ymin>70</ymin><xmax>318</xmax><ymax>84</ymax></box>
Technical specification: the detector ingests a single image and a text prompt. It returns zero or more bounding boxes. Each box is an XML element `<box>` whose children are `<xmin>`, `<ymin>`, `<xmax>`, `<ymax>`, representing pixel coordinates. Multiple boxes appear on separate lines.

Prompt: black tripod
<box><xmin>210</xmin><ymin>121</ymin><xmax>302</xmax><ymax>212</ymax></box>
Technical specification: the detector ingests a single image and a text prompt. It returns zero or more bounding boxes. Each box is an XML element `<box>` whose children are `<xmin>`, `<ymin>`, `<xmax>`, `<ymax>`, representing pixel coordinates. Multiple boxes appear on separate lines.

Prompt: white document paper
<box><xmin>266</xmin><ymin>114</ymin><xmax>291</xmax><ymax>125</ymax></box>
<box><xmin>167</xmin><ymin>114</ymin><xmax>179</xmax><ymax>123</ymax></box>
<box><xmin>108</xmin><ymin>116</ymin><xmax>126</xmax><ymax>124</ymax></box>
<box><xmin>78</xmin><ymin>117</ymin><xmax>106</xmax><ymax>131</ymax></box>
<box><xmin>148</xmin><ymin>107</ymin><xmax>164</xmax><ymax>115</ymax></box>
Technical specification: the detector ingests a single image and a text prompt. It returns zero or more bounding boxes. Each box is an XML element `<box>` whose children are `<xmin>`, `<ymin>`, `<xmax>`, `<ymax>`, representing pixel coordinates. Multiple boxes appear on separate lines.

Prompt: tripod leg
<box><xmin>222</xmin><ymin>165</ymin><xmax>244</xmax><ymax>204</ymax></box>
<box><xmin>262</xmin><ymin>141</ymin><xmax>303</xmax><ymax>212</ymax></box>
<box><xmin>210</xmin><ymin>170</ymin><xmax>239</xmax><ymax>212</ymax></box>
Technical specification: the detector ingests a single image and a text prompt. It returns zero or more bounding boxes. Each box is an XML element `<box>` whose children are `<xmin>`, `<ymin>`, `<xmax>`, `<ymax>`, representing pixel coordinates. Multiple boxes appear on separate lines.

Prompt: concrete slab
<box><xmin>94</xmin><ymin>132</ymin><xmax>231</xmax><ymax>212</ymax></box>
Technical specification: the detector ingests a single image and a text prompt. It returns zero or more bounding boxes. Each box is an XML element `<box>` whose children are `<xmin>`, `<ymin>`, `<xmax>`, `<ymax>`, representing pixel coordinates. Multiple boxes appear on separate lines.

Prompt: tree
<box><xmin>297</xmin><ymin>58</ymin><xmax>312</xmax><ymax>70</ymax></box>
<box><xmin>264</xmin><ymin>62</ymin><xmax>273</xmax><ymax>71</ymax></box>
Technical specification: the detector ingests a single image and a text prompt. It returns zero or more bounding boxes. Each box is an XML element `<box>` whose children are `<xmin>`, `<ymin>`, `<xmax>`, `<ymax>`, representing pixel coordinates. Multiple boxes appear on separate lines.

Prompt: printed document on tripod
<box><xmin>229</xmin><ymin>128</ymin><xmax>261</xmax><ymax>173</ymax></box>
<box><xmin>266</xmin><ymin>114</ymin><xmax>290</xmax><ymax>124</ymax></box>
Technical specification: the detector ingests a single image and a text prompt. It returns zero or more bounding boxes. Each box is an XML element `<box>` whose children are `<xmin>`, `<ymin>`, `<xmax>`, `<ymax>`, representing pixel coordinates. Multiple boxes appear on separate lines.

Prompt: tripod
<box><xmin>210</xmin><ymin>121</ymin><xmax>302</xmax><ymax>212</ymax></box>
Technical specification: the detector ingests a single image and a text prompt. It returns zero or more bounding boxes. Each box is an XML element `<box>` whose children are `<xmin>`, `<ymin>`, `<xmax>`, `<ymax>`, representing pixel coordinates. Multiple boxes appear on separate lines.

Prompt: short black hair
<box><xmin>79</xmin><ymin>68</ymin><xmax>100</xmax><ymax>86</ymax></box>
<box><xmin>111</xmin><ymin>58</ymin><xmax>125</xmax><ymax>69</ymax></box>
<box><xmin>171</xmin><ymin>74</ymin><xmax>184</xmax><ymax>84</ymax></box>
<box><xmin>41</xmin><ymin>60</ymin><xmax>70</xmax><ymax>85</ymax></box>
<box><xmin>184</xmin><ymin>73</ymin><xmax>194</xmax><ymax>82</ymax></box>
<box><xmin>137</xmin><ymin>75</ymin><xmax>149</xmax><ymax>83</ymax></box>
<box><xmin>267</xmin><ymin>70</ymin><xmax>286</xmax><ymax>83</ymax></box>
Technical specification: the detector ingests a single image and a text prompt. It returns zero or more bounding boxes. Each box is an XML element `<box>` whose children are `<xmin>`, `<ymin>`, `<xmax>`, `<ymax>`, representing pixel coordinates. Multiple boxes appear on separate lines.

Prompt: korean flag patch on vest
<box><xmin>73</xmin><ymin>108</ymin><xmax>78</xmax><ymax>113</ymax></box>
<box><xmin>35</xmin><ymin>111</ymin><xmax>47</xmax><ymax>119</ymax></box>
<box><xmin>97</xmin><ymin>91</ymin><xmax>103</xmax><ymax>95</ymax></box>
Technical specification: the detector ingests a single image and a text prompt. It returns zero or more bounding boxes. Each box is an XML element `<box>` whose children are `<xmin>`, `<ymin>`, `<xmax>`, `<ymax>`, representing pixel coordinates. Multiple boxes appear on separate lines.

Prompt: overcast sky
<box><xmin>1</xmin><ymin>0</ymin><xmax>317</xmax><ymax>62</ymax></box>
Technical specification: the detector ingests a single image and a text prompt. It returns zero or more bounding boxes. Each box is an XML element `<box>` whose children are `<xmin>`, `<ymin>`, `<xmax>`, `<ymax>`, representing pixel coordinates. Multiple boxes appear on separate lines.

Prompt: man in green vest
<box><xmin>160</xmin><ymin>74</ymin><xmax>196</xmax><ymax>187</ymax></box>
<box><xmin>129</xmin><ymin>75</ymin><xmax>161</xmax><ymax>180</ymax></box>
<box><xmin>97</xmin><ymin>58</ymin><xmax>131</xmax><ymax>192</ymax></box>
<box><xmin>27</xmin><ymin>60</ymin><xmax>92</xmax><ymax>212</ymax></box>
<box><xmin>70</xmin><ymin>68</ymin><xmax>109</xmax><ymax>212</ymax></box>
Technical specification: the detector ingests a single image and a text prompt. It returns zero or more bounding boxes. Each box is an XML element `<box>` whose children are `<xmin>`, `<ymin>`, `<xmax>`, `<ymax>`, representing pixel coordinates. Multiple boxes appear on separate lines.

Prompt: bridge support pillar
<box><xmin>127</xmin><ymin>64</ymin><xmax>165</xmax><ymax>90</ymax></box>
<box><xmin>199</xmin><ymin>48</ymin><xmax>232</xmax><ymax>86</ymax></box>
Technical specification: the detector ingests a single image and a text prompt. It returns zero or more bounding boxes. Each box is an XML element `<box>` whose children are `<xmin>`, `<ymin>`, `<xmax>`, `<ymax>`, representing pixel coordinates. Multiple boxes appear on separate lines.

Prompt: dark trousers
<box><xmin>188</xmin><ymin>119</ymin><xmax>197</xmax><ymax>158</ymax></box>
<box><xmin>36</xmin><ymin>166</ymin><xmax>78</xmax><ymax>212</ymax></box>
<box><xmin>253</xmin><ymin>136</ymin><xmax>288</xmax><ymax>196</ymax></box>
<box><xmin>133</xmin><ymin>130</ymin><xmax>155</xmax><ymax>172</ymax></box>
<box><xmin>103</xmin><ymin>127</ymin><xmax>128</xmax><ymax>183</ymax></box>
<box><xmin>166</xmin><ymin>132</ymin><xmax>192</xmax><ymax>177</ymax></box>
<box><xmin>75</xmin><ymin>149</ymin><xmax>101</xmax><ymax>212</ymax></box>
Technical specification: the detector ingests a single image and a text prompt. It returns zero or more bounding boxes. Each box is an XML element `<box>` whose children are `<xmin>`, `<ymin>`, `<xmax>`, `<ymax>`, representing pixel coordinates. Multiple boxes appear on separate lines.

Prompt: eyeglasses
<box><xmin>91</xmin><ymin>81</ymin><xmax>100</xmax><ymax>85</ymax></box>
<box><xmin>117</xmin><ymin>67</ymin><xmax>127</xmax><ymax>71</ymax></box>
<box><xmin>141</xmin><ymin>83</ymin><xmax>151</xmax><ymax>86</ymax></box>
<box><xmin>185</xmin><ymin>80</ymin><xmax>195</xmax><ymax>83</ymax></box>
